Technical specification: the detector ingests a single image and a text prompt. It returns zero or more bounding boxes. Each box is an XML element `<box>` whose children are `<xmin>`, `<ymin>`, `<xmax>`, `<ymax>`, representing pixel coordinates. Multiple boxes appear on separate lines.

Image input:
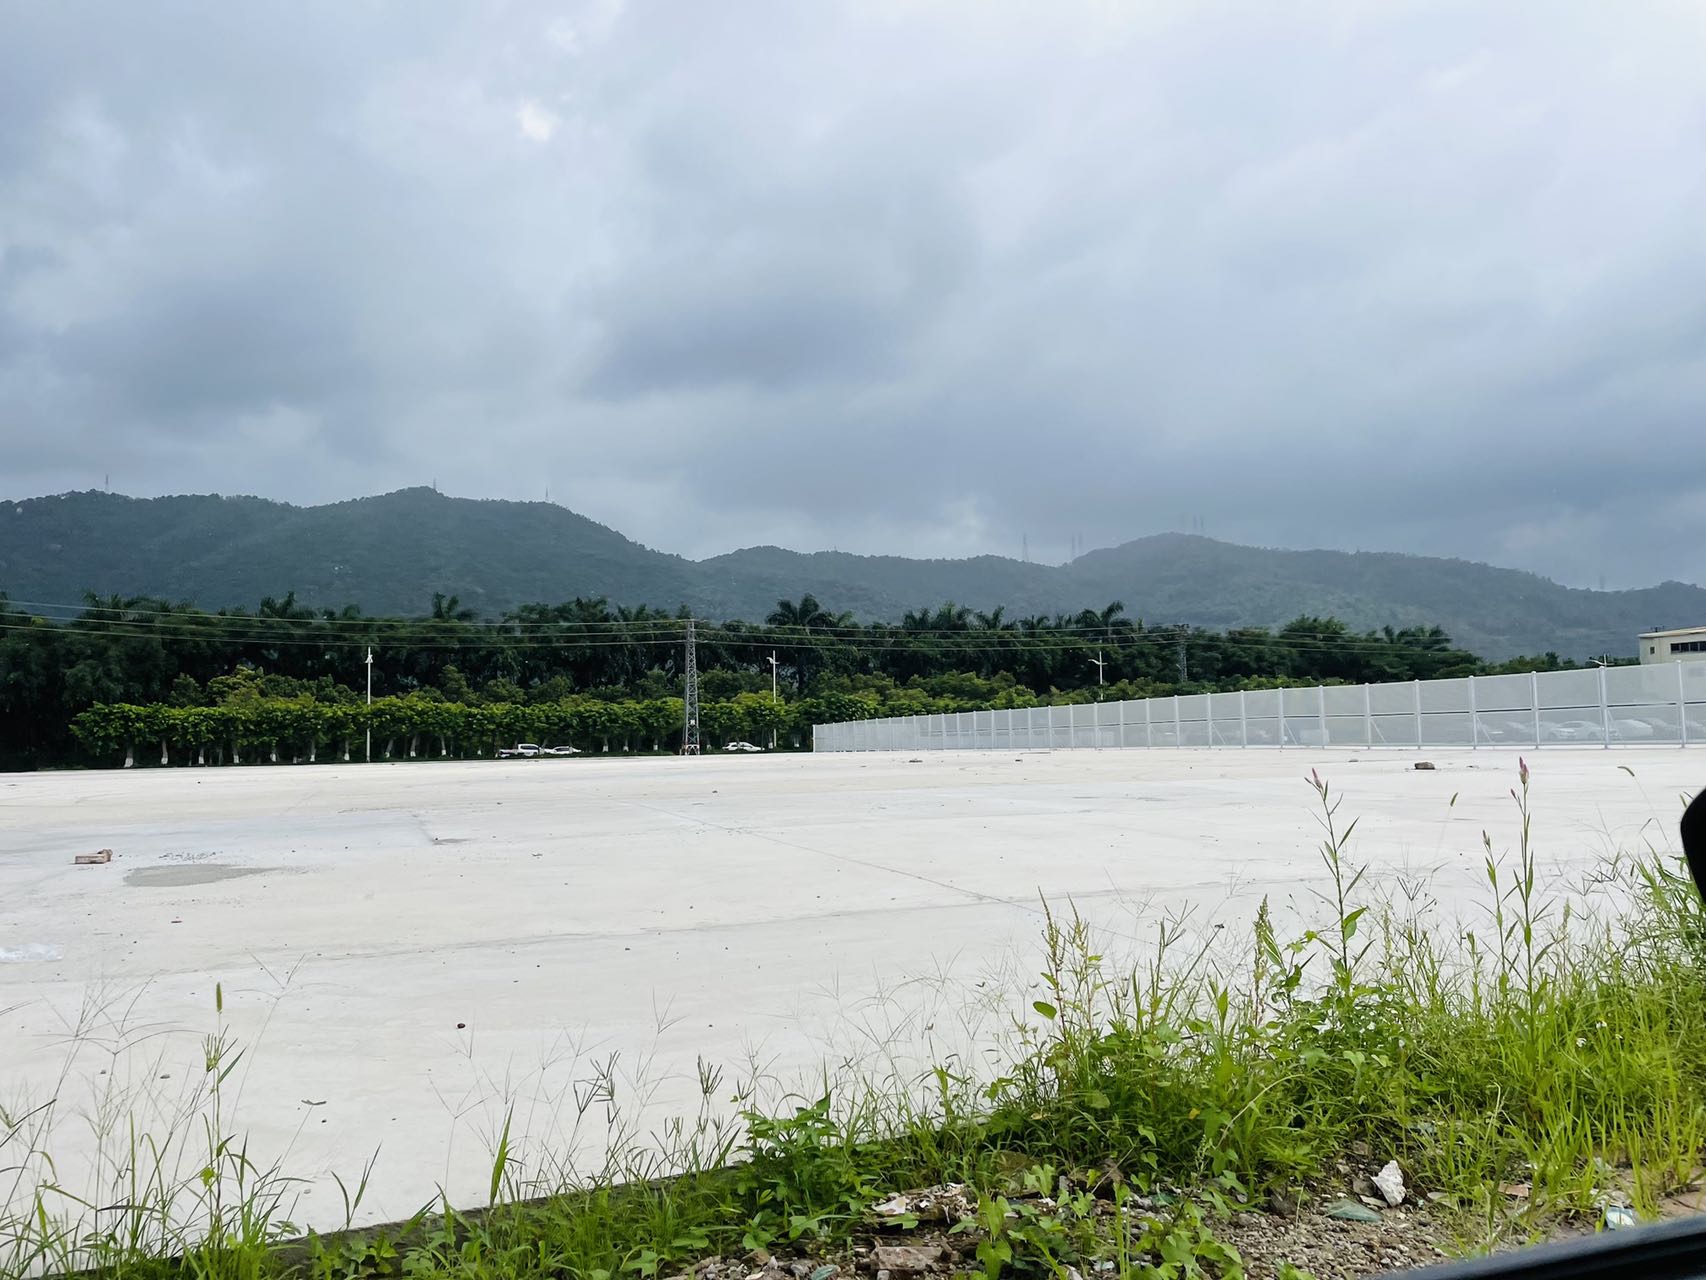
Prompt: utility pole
<box><xmin>768</xmin><ymin>650</ymin><xmax>779</xmax><ymax>749</ymax></box>
<box><xmin>682</xmin><ymin>619</ymin><xmax>701</xmax><ymax>755</ymax></box>
<box><xmin>1089</xmin><ymin>649</ymin><xmax>1106</xmax><ymax>690</ymax></box>
<box><xmin>364</xmin><ymin>646</ymin><xmax>373</xmax><ymax>762</ymax></box>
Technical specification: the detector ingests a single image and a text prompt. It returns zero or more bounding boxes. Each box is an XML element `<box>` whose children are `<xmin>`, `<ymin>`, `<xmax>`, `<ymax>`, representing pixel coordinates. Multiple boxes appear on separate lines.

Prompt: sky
<box><xmin>2</xmin><ymin>1</ymin><xmax>1704</xmax><ymax>588</ymax></box>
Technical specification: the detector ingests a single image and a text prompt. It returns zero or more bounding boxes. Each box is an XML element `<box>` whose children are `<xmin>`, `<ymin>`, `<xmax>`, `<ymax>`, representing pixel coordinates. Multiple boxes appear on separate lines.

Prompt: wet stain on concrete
<box><xmin>124</xmin><ymin>865</ymin><xmax>273</xmax><ymax>888</ymax></box>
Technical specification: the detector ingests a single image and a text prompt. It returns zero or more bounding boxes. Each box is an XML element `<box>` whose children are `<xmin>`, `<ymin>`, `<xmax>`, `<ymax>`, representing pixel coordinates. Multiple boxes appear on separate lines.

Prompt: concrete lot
<box><xmin>1</xmin><ymin>747</ymin><xmax>1698</xmax><ymax>1227</ymax></box>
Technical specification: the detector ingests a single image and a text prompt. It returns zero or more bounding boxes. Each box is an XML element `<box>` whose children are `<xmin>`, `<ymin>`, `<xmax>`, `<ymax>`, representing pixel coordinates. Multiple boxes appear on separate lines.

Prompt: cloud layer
<box><xmin>3</xmin><ymin>1</ymin><xmax>1704</xmax><ymax>587</ymax></box>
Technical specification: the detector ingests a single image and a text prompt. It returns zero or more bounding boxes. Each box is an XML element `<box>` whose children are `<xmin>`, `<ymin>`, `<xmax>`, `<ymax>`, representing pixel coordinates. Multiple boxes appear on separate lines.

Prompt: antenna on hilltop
<box><xmin>682</xmin><ymin>619</ymin><xmax>702</xmax><ymax>755</ymax></box>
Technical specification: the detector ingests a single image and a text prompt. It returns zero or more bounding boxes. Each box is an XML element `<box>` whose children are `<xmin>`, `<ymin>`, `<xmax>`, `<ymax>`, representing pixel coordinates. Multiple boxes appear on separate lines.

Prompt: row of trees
<box><xmin>4</xmin><ymin>589</ymin><xmax>1589</xmax><ymax>769</ymax></box>
<box><xmin>70</xmin><ymin>693</ymin><xmax>779</xmax><ymax>768</ymax></box>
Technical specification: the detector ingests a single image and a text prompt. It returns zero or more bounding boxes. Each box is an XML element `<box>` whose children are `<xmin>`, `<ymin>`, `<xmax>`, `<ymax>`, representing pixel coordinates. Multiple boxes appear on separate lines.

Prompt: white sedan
<box><xmin>723</xmin><ymin>741</ymin><xmax>764</xmax><ymax>753</ymax></box>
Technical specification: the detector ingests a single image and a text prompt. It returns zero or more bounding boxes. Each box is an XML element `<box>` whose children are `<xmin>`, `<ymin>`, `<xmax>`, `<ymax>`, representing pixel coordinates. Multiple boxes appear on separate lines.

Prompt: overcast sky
<box><xmin>2</xmin><ymin>2</ymin><xmax>1704</xmax><ymax>587</ymax></box>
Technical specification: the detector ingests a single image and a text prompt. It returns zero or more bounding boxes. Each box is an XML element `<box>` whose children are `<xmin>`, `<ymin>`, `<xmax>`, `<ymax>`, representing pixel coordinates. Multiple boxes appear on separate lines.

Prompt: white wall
<box><xmin>814</xmin><ymin>662</ymin><xmax>1706</xmax><ymax>751</ymax></box>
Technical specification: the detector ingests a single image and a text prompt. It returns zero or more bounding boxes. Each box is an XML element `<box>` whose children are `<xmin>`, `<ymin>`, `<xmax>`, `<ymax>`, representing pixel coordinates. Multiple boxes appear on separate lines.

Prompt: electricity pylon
<box><xmin>682</xmin><ymin>618</ymin><xmax>701</xmax><ymax>755</ymax></box>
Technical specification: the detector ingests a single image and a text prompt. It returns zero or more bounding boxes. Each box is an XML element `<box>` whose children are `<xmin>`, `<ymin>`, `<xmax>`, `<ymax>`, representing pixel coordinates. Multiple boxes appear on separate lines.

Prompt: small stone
<box><xmin>1326</xmin><ymin>1198</ymin><xmax>1384</xmax><ymax>1223</ymax></box>
<box><xmin>743</xmin><ymin>1251</ymin><xmax>771</xmax><ymax>1268</ymax></box>
<box><xmin>1373</xmin><ymin>1159</ymin><xmax>1406</xmax><ymax>1207</ymax></box>
<box><xmin>872</xmin><ymin>1246</ymin><xmax>943</xmax><ymax>1274</ymax></box>
<box><xmin>1266</xmin><ymin>1187</ymin><xmax>1306</xmax><ymax>1216</ymax></box>
<box><xmin>1603</xmin><ymin>1204</ymin><xmax>1637</xmax><ymax>1231</ymax></box>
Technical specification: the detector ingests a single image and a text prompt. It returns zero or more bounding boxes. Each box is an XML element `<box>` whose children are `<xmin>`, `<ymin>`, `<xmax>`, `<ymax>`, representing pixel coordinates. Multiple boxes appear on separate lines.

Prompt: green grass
<box><xmin>6</xmin><ymin>762</ymin><xmax>1705</xmax><ymax>1280</ymax></box>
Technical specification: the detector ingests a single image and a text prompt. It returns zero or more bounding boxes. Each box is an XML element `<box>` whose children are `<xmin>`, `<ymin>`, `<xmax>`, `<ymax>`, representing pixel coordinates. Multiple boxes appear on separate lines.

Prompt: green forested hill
<box><xmin>3</xmin><ymin>488</ymin><xmax>1701</xmax><ymax>659</ymax></box>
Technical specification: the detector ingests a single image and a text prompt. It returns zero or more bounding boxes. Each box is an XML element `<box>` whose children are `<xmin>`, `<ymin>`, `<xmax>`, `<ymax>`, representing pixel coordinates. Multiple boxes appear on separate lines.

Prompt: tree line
<box><xmin>0</xmin><ymin>589</ymin><xmax>1590</xmax><ymax>769</ymax></box>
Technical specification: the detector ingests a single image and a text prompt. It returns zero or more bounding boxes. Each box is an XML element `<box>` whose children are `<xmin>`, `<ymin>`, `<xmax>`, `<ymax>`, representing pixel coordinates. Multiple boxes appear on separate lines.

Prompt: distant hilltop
<box><xmin>4</xmin><ymin>487</ymin><xmax>1703</xmax><ymax>660</ymax></box>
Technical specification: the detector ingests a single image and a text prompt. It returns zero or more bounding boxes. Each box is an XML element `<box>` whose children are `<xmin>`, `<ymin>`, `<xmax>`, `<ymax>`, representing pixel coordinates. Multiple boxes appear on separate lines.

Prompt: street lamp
<box><xmin>1089</xmin><ymin>648</ymin><xmax>1107</xmax><ymax>694</ymax></box>
<box><xmin>768</xmin><ymin>650</ymin><xmax>780</xmax><ymax>749</ymax></box>
<box><xmin>365</xmin><ymin>646</ymin><xmax>373</xmax><ymax>762</ymax></box>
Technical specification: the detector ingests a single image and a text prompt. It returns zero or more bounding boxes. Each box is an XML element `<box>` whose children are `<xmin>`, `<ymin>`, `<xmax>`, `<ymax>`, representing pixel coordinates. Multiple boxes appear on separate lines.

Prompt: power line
<box><xmin>0</xmin><ymin>595</ymin><xmax>1467</xmax><ymax>647</ymax></box>
<box><xmin>0</xmin><ymin>614</ymin><xmax>1482</xmax><ymax>661</ymax></box>
<box><xmin>0</xmin><ymin>602</ymin><xmax>1475</xmax><ymax>657</ymax></box>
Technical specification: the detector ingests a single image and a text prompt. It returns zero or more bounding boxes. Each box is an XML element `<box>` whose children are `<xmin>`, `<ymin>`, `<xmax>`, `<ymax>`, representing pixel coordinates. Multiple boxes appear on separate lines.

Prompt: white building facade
<box><xmin>1641</xmin><ymin>626</ymin><xmax>1706</xmax><ymax>664</ymax></box>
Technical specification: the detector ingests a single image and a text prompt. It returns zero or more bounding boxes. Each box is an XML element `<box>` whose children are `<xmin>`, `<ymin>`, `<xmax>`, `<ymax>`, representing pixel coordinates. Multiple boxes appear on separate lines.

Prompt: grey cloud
<box><xmin>2</xmin><ymin>0</ymin><xmax>1704</xmax><ymax>593</ymax></box>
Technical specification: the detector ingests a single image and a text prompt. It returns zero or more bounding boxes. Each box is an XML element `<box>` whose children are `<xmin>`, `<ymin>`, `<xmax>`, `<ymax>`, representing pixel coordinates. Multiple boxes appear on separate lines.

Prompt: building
<box><xmin>1640</xmin><ymin>626</ymin><xmax>1706</xmax><ymax>664</ymax></box>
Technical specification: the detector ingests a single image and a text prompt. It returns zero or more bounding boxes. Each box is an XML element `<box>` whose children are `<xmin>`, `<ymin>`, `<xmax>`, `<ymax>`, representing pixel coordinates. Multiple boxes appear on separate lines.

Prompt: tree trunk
<box><xmin>160</xmin><ymin>738</ymin><xmax>169</xmax><ymax>766</ymax></box>
<box><xmin>197</xmin><ymin>745</ymin><xmax>206</xmax><ymax>766</ymax></box>
<box><xmin>438</xmin><ymin>734</ymin><xmax>448</xmax><ymax>757</ymax></box>
<box><xmin>408</xmin><ymin>732</ymin><xmax>419</xmax><ymax>759</ymax></box>
<box><xmin>231</xmin><ymin>739</ymin><xmax>240</xmax><ymax>765</ymax></box>
<box><xmin>269</xmin><ymin>744</ymin><xmax>279</xmax><ymax>764</ymax></box>
<box><xmin>341</xmin><ymin>737</ymin><xmax>351</xmax><ymax>762</ymax></box>
<box><xmin>308</xmin><ymin>741</ymin><xmax>317</xmax><ymax>764</ymax></box>
<box><xmin>123</xmin><ymin>743</ymin><xmax>135</xmax><ymax>768</ymax></box>
<box><xmin>383</xmin><ymin>738</ymin><xmax>394</xmax><ymax>760</ymax></box>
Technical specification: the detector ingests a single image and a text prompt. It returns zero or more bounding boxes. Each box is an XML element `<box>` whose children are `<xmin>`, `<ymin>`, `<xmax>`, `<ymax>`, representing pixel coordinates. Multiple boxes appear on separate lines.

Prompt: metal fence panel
<box><xmin>811</xmin><ymin>663</ymin><xmax>1706</xmax><ymax>753</ymax></box>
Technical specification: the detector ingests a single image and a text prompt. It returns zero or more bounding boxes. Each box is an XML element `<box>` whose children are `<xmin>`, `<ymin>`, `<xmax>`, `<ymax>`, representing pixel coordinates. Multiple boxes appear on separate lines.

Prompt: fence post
<box><xmin>1362</xmin><ymin>683</ymin><xmax>1373</xmax><ymax>747</ymax></box>
<box><xmin>1240</xmin><ymin>690</ymin><xmax>1249</xmax><ymax>747</ymax></box>
<box><xmin>1317</xmin><ymin>685</ymin><xmax>1328</xmax><ymax>748</ymax></box>
<box><xmin>1413</xmin><ymin>680</ymin><xmax>1423</xmax><ymax>748</ymax></box>
<box><xmin>1144</xmin><ymin>698</ymin><xmax>1153</xmax><ymax>749</ymax></box>
<box><xmin>1174</xmin><ymin>694</ymin><xmax>1183</xmax><ymax>747</ymax></box>
<box><xmin>1681</xmin><ymin>661</ymin><xmax>1690</xmax><ymax>748</ymax></box>
<box><xmin>1118</xmin><ymin>700</ymin><xmax>1127</xmax><ymax>749</ymax></box>
<box><xmin>1278</xmin><ymin>689</ymin><xmax>1286</xmax><ymax>750</ymax></box>
<box><xmin>1598</xmin><ymin>665</ymin><xmax>1611</xmax><ymax>748</ymax></box>
<box><xmin>1206</xmin><ymin>695</ymin><xmax>1215</xmax><ymax>746</ymax></box>
<box><xmin>1530</xmin><ymin>672</ymin><xmax>1541</xmax><ymax>747</ymax></box>
<box><xmin>1467</xmin><ymin>674</ymin><xmax>1479</xmax><ymax>749</ymax></box>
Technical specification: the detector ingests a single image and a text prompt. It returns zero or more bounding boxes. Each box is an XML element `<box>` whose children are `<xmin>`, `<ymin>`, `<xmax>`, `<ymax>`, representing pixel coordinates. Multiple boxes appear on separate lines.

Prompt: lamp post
<box><xmin>365</xmin><ymin>646</ymin><xmax>373</xmax><ymax>762</ymax></box>
<box><xmin>1089</xmin><ymin>649</ymin><xmax>1107</xmax><ymax>696</ymax></box>
<box><xmin>768</xmin><ymin>651</ymin><xmax>779</xmax><ymax>749</ymax></box>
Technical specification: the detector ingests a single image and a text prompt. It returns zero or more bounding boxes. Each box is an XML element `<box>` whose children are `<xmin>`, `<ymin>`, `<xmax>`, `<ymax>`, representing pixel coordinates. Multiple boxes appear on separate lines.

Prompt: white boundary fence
<box><xmin>813</xmin><ymin>662</ymin><xmax>1706</xmax><ymax>753</ymax></box>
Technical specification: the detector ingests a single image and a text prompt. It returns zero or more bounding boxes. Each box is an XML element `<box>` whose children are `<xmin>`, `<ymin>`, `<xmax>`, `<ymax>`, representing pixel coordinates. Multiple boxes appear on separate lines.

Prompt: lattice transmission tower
<box><xmin>682</xmin><ymin>617</ymin><xmax>702</xmax><ymax>755</ymax></box>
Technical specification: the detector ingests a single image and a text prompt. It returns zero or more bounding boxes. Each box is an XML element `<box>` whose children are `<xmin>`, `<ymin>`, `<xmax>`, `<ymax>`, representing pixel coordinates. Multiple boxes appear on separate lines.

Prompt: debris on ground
<box><xmin>869</xmin><ymin>1185</ymin><xmax>974</xmax><ymax>1226</ymax></box>
<box><xmin>74</xmin><ymin>848</ymin><xmax>113</xmax><ymax>865</ymax></box>
<box><xmin>1601</xmin><ymin>1204</ymin><xmax>1637</xmax><ymax>1230</ymax></box>
<box><xmin>1372</xmin><ymin>1160</ymin><xmax>1406</xmax><ymax>1207</ymax></box>
<box><xmin>870</xmin><ymin>1244</ymin><xmax>943</xmax><ymax>1274</ymax></box>
<box><xmin>1324</xmin><ymin>1199</ymin><xmax>1384</xmax><ymax>1223</ymax></box>
<box><xmin>1413</xmin><ymin>761</ymin><xmax>1436</xmax><ymax>770</ymax></box>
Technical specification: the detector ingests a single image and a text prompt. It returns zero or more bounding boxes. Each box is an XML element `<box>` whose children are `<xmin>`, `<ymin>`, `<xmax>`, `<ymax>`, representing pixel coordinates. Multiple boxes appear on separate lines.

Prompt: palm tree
<box><xmin>767</xmin><ymin>595</ymin><xmax>834</xmax><ymax>630</ymax></box>
<box><xmin>429</xmin><ymin>592</ymin><xmax>476</xmax><ymax>623</ymax></box>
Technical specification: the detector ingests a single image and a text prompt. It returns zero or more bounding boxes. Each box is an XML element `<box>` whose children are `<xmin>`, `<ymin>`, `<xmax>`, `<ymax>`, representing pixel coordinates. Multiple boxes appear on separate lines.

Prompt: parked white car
<box><xmin>723</xmin><ymin>741</ymin><xmax>764</xmax><ymax>753</ymax></box>
<box><xmin>541</xmin><ymin>745</ymin><xmax>581</xmax><ymax>756</ymax></box>
<box><xmin>498</xmin><ymin>743</ymin><xmax>542</xmax><ymax>758</ymax></box>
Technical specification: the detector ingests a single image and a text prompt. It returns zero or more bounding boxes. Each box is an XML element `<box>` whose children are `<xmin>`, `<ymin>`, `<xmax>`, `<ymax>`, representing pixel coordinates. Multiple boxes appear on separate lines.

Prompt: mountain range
<box><xmin>3</xmin><ymin>488</ymin><xmax>1701</xmax><ymax>660</ymax></box>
